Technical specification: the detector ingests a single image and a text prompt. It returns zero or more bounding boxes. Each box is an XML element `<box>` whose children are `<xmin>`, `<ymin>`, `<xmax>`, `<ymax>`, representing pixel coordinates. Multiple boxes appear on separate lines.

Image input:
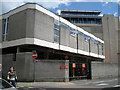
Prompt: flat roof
<box><xmin>60</xmin><ymin>10</ymin><xmax>101</xmax><ymax>13</ymax></box>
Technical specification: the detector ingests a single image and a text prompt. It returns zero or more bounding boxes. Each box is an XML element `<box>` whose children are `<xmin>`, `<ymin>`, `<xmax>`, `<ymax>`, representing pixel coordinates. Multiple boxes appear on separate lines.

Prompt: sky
<box><xmin>0</xmin><ymin>0</ymin><xmax>119</xmax><ymax>17</ymax></box>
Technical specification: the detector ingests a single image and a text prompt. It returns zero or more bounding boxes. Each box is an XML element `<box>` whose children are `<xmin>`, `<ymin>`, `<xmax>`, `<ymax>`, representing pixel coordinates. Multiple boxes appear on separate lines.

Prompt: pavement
<box><xmin>16</xmin><ymin>78</ymin><xmax>120</xmax><ymax>90</ymax></box>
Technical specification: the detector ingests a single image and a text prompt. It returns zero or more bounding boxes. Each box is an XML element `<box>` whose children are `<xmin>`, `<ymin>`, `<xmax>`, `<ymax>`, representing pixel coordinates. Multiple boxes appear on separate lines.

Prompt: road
<box><xmin>17</xmin><ymin>78</ymin><xmax>120</xmax><ymax>90</ymax></box>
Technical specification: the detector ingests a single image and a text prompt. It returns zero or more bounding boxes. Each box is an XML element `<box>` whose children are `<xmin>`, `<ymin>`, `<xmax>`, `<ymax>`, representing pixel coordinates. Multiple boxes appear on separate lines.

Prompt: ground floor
<box><xmin>1</xmin><ymin>45</ymin><xmax>119</xmax><ymax>82</ymax></box>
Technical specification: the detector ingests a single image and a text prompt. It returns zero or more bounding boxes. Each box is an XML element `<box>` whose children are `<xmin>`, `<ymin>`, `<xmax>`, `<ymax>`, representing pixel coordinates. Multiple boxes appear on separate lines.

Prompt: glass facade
<box><xmin>68</xmin><ymin>18</ymin><xmax>101</xmax><ymax>24</ymax></box>
<box><xmin>54</xmin><ymin>20</ymin><xmax>60</xmax><ymax>43</ymax></box>
<box><xmin>61</xmin><ymin>12</ymin><xmax>99</xmax><ymax>16</ymax></box>
<box><xmin>2</xmin><ymin>17</ymin><xmax>9</xmax><ymax>41</ymax></box>
<box><xmin>70</xmin><ymin>20</ymin><xmax>101</xmax><ymax>24</ymax></box>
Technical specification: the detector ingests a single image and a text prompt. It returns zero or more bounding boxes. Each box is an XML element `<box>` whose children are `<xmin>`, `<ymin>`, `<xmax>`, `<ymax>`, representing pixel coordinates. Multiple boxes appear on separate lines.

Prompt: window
<box><xmin>60</xmin><ymin>22</ymin><xmax>77</xmax><ymax>38</ymax></box>
<box><xmin>69</xmin><ymin>27</ymin><xmax>77</xmax><ymax>37</ymax></box>
<box><xmin>3</xmin><ymin>17</ymin><xmax>9</xmax><ymax>41</ymax></box>
<box><xmin>102</xmin><ymin>44</ymin><xmax>104</xmax><ymax>55</ymax></box>
<box><xmin>84</xmin><ymin>34</ymin><xmax>90</xmax><ymax>42</ymax></box>
<box><xmin>78</xmin><ymin>31</ymin><xmax>83</xmax><ymax>36</ymax></box>
<box><xmin>90</xmin><ymin>38</ymin><xmax>98</xmax><ymax>44</ymax></box>
<box><xmin>54</xmin><ymin>20</ymin><xmax>59</xmax><ymax>43</ymax></box>
<box><xmin>60</xmin><ymin>22</ymin><xmax>69</xmax><ymax>29</ymax></box>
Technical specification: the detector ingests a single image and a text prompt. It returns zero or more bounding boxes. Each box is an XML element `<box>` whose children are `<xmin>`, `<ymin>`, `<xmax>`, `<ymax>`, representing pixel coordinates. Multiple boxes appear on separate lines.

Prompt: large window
<box><xmin>3</xmin><ymin>17</ymin><xmax>9</xmax><ymax>41</ymax></box>
<box><xmin>54</xmin><ymin>20</ymin><xmax>59</xmax><ymax>43</ymax></box>
<box><xmin>70</xmin><ymin>18</ymin><xmax>101</xmax><ymax>24</ymax></box>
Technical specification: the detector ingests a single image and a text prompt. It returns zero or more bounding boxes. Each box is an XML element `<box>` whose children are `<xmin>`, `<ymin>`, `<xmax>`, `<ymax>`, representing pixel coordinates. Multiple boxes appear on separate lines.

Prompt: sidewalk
<box><xmin>17</xmin><ymin>79</ymin><xmax>100</xmax><ymax>88</ymax></box>
<box><xmin>17</xmin><ymin>78</ymin><xmax>119</xmax><ymax>88</ymax></box>
<box><xmin>17</xmin><ymin>81</ymin><xmax>75</xmax><ymax>88</ymax></box>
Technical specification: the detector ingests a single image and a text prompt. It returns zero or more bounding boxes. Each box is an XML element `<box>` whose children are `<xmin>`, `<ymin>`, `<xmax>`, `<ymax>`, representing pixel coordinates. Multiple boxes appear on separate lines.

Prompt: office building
<box><xmin>0</xmin><ymin>3</ymin><xmax>118</xmax><ymax>82</ymax></box>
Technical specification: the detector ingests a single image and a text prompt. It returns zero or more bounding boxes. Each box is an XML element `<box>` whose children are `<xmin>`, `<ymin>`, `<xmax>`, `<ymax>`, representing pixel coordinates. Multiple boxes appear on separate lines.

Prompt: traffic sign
<box><xmin>32</xmin><ymin>52</ymin><xmax>38</xmax><ymax>58</ymax></box>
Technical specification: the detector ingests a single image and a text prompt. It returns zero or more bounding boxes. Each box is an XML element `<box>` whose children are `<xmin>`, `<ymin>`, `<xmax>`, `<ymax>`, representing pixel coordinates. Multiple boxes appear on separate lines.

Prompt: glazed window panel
<box><xmin>54</xmin><ymin>19</ymin><xmax>59</xmax><ymax>43</ymax></box>
<box><xmin>2</xmin><ymin>18</ymin><xmax>9</xmax><ymax>41</ymax></box>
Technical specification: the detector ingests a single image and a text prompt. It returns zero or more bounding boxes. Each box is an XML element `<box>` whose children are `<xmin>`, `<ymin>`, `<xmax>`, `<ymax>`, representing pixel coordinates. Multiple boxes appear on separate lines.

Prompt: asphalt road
<box><xmin>17</xmin><ymin>78</ymin><xmax>120</xmax><ymax>90</ymax></box>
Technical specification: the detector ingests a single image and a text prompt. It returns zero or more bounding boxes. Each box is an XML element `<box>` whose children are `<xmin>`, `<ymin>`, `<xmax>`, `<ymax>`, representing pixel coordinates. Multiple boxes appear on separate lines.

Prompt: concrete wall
<box><xmin>102</xmin><ymin>15</ymin><xmax>118</xmax><ymax>63</ymax></box>
<box><xmin>91</xmin><ymin>62</ymin><xmax>119</xmax><ymax>79</ymax></box>
<box><xmin>26</xmin><ymin>9</ymin><xmax>35</xmax><ymax>38</ymax></box>
<box><xmin>2</xmin><ymin>54</ymin><xmax>16</xmax><ymax>79</ymax></box>
<box><xmin>16</xmin><ymin>52</ymin><xmax>34</xmax><ymax>81</ymax></box>
<box><xmin>70</xmin><ymin>36</ymin><xmax>77</xmax><ymax>49</ymax></box>
<box><xmin>7</xmin><ymin>9</ymin><xmax>35</xmax><ymax>41</ymax></box>
<box><xmin>35</xmin><ymin>60</ymin><xmax>69</xmax><ymax>82</ymax></box>
<box><xmin>60</xmin><ymin>25</ymin><xmax>77</xmax><ymax>49</ymax></box>
<box><xmin>2</xmin><ymin>52</ymin><xmax>69</xmax><ymax>82</ymax></box>
<box><xmin>8</xmin><ymin>10</ymin><xmax>27</xmax><ymax>41</ymax></box>
<box><xmin>78</xmin><ymin>34</ymin><xmax>89</xmax><ymax>52</ymax></box>
<box><xmin>76</xmin><ymin>24</ymin><xmax>103</xmax><ymax>40</ymax></box>
<box><xmin>90</xmin><ymin>39</ymin><xmax>98</xmax><ymax>54</ymax></box>
<box><xmin>118</xmin><ymin>7</ymin><xmax>120</xmax><ymax>84</ymax></box>
<box><xmin>60</xmin><ymin>26</ymin><xmax>70</xmax><ymax>47</ymax></box>
<box><xmin>34</xmin><ymin>10</ymin><xmax>54</xmax><ymax>42</ymax></box>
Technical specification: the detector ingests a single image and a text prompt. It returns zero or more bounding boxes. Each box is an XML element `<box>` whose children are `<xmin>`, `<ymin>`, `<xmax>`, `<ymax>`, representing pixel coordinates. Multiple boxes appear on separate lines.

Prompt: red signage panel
<box><xmin>60</xmin><ymin>65</ymin><xmax>65</xmax><ymax>70</ymax></box>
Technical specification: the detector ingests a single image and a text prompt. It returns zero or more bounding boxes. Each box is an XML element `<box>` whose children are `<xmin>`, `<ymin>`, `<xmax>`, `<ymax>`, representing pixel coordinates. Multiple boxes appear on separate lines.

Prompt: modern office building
<box><xmin>0</xmin><ymin>3</ymin><xmax>118</xmax><ymax>82</ymax></box>
<box><xmin>60</xmin><ymin>10</ymin><xmax>119</xmax><ymax>63</ymax></box>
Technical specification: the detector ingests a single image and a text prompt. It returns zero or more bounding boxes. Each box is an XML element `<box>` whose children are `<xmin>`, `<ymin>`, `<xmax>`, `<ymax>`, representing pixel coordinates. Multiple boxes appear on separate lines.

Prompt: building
<box><xmin>60</xmin><ymin>10</ymin><xmax>119</xmax><ymax>63</ymax></box>
<box><xmin>0</xmin><ymin>3</ymin><xmax>118</xmax><ymax>82</ymax></box>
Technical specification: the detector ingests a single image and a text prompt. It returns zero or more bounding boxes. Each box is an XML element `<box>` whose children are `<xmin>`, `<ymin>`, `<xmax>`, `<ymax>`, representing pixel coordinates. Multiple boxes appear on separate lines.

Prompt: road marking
<box><xmin>113</xmin><ymin>85</ymin><xmax>120</xmax><ymax>87</ymax></box>
<box><xmin>28</xmin><ymin>87</ymin><xmax>34</xmax><ymax>88</ymax></box>
<box><xmin>94</xmin><ymin>79</ymin><xmax>118</xmax><ymax>84</ymax></box>
<box><xmin>114</xmin><ymin>79</ymin><xmax>118</xmax><ymax>80</ymax></box>
<box><xmin>18</xmin><ymin>86</ymin><xmax>24</xmax><ymax>87</ymax></box>
<box><xmin>97</xmin><ymin>83</ymin><xmax>109</xmax><ymax>86</ymax></box>
<box><xmin>94</xmin><ymin>81</ymin><xmax>105</xmax><ymax>84</ymax></box>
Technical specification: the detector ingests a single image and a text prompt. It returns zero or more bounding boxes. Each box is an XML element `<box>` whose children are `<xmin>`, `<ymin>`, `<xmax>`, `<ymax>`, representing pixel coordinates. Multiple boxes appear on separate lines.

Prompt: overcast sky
<box><xmin>0</xmin><ymin>0</ymin><xmax>119</xmax><ymax>17</ymax></box>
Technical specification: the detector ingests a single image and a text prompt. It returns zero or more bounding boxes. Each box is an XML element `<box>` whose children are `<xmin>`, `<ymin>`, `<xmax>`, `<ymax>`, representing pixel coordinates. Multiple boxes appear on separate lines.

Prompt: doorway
<box><xmin>69</xmin><ymin>60</ymin><xmax>91</xmax><ymax>81</ymax></box>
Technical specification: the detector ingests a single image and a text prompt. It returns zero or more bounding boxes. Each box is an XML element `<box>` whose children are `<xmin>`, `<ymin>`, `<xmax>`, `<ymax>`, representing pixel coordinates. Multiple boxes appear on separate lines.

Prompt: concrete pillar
<box><xmin>118</xmin><ymin>3</ymin><xmax>120</xmax><ymax>85</ymax></box>
<box><xmin>65</xmin><ymin>60</ymin><xmax>69</xmax><ymax>82</ymax></box>
<box><xmin>17</xmin><ymin>47</ymin><xmax>21</xmax><ymax>53</ymax></box>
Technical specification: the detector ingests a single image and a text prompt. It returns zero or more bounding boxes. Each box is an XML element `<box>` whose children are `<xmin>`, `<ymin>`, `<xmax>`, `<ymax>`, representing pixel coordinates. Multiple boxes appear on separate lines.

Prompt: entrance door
<box><xmin>69</xmin><ymin>61</ymin><xmax>91</xmax><ymax>80</ymax></box>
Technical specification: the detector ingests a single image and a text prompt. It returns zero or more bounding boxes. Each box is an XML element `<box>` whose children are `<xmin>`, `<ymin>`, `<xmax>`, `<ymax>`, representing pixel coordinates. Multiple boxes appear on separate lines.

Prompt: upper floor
<box><xmin>0</xmin><ymin>3</ymin><xmax>105</xmax><ymax>59</ymax></box>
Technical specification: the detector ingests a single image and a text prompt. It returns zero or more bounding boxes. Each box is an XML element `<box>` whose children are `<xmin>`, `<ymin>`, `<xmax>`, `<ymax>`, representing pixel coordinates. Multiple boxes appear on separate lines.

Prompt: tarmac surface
<box><xmin>16</xmin><ymin>78</ymin><xmax>120</xmax><ymax>90</ymax></box>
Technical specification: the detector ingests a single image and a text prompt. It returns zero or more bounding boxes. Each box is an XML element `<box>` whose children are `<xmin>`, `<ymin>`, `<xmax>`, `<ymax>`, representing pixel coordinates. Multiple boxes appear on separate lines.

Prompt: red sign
<box><xmin>82</xmin><ymin>64</ymin><xmax>86</xmax><ymax>68</ymax></box>
<box><xmin>72</xmin><ymin>63</ymin><xmax>76</xmax><ymax>68</ymax></box>
<box><xmin>66</xmin><ymin>65</ymin><xmax>69</xmax><ymax>69</ymax></box>
<box><xmin>60</xmin><ymin>65</ymin><xmax>65</xmax><ymax>70</ymax></box>
<box><xmin>32</xmin><ymin>52</ymin><xmax>38</xmax><ymax>58</ymax></box>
